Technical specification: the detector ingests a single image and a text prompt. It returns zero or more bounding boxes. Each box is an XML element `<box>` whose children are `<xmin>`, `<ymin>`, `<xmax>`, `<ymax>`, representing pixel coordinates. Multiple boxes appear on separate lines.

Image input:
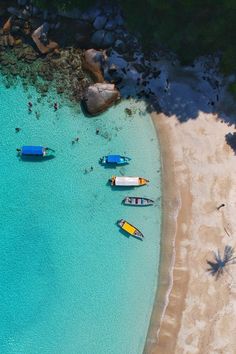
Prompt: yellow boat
<box><xmin>117</xmin><ymin>219</ymin><xmax>144</xmax><ymax>239</ymax></box>
<box><xmin>110</xmin><ymin>176</ymin><xmax>149</xmax><ymax>186</ymax></box>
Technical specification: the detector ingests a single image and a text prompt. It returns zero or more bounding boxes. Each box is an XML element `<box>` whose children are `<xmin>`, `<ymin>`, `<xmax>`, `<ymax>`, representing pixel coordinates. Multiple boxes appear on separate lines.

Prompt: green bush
<box><xmin>228</xmin><ymin>82</ymin><xmax>236</xmax><ymax>98</ymax></box>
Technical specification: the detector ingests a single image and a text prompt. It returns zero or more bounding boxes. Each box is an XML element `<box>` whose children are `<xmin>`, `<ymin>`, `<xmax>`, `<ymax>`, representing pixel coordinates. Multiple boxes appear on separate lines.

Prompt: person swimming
<box><xmin>54</xmin><ymin>102</ymin><xmax>58</xmax><ymax>111</ymax></box>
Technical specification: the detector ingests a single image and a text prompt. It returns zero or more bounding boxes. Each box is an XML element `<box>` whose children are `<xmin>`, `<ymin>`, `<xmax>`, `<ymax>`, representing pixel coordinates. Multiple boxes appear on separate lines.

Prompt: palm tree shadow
<box><xmin>206</xmin><ymin>245</ymin><xmax>236</xmax><ymax>280</ymax></box>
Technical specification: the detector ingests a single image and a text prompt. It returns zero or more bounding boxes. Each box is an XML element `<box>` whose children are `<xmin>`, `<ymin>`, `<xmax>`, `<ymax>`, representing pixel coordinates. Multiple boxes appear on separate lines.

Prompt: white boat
<box><xmin>110</xmin><ymin>176</ymin><xmax>149</xmax><ymax>186</ymax></box>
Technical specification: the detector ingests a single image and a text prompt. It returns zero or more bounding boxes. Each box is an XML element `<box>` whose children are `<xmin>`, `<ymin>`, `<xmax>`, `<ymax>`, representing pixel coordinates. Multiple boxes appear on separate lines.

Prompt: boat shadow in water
<box><xmin>101</xmin><ymin>164</ymin><xmax>120</xmax><ymax>169</ymax></box>
<box><xmin>108</xmin><ymin>184</ymin><xmax>136</xmax><ymax>191</ymax></box>
<box><xmin>19</xmin><ymin>155</ymin><xmax>55</xmax><ymax>162</ymax></box>
<box><xmin>117</xmin><ymin>227</ymin><xmax>143</xmax><ymax>241</ymax></box>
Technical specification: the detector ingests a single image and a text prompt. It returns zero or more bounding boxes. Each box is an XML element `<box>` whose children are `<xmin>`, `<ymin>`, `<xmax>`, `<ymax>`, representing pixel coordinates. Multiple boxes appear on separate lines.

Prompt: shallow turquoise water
<box><xmin>0</xmin><ymin>76</ymin><xmax>161</xmax><ymax>354</ymax></box>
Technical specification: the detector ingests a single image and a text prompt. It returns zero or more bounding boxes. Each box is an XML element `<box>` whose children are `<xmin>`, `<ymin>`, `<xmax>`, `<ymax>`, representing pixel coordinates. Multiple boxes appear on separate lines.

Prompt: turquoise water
<box><xmin>0</xmin><ymin>76</ymin><xmax>161</xmax><ymax>354</ymax></box>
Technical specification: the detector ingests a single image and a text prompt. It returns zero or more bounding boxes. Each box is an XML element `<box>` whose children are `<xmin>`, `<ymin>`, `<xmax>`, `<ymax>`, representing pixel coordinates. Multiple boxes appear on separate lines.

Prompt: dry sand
<box><xmin>144</xmin><ymin>111</ymin><xmax>236</xmax><ymax>354</ymax></box>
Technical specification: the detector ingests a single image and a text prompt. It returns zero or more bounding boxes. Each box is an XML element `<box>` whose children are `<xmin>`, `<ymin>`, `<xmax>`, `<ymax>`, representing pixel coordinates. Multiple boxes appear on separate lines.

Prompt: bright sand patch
<box><xmin>145</xmin><ymin>111</ymin><xmax>236</xmax><ymax>354</ymax></box>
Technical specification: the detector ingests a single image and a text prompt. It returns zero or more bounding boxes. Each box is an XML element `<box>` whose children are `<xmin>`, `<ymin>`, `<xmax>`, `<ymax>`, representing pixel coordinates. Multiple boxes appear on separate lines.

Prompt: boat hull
<box><xmin>123</xmin><ymin>197</ymin><xmax>154</xmax><ymax>206</ymax></box>
<box><xmin>17</xmin><ymin>146</ymin><xmax>54</xmax><ymax>158</ymax></box>
<box><xmin>100</xmin><ymin>155</ymin><xmax>131</xmax><ymax>165</ymax></box>
<box><xmin>117</xmin><ymin>219</ymin><xmax>144</xmax><ymax>239</ymax></box>
<box><xmin>110</xmin><ymin>176</ymin><xmax>149</xmax><ymax>186</ymax></box>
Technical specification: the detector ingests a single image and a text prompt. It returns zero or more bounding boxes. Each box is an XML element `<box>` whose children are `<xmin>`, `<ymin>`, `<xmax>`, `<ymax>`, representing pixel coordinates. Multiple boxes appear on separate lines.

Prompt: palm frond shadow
<box><xmin>207</xmin><ymin>245</ymin><xmax>236</xmax><ymax>280</ymax></box>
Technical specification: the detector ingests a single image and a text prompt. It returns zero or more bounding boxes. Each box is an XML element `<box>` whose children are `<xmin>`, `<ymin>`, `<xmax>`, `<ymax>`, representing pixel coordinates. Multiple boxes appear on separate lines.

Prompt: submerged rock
<box><xmin>84</xmin><ymin>83</ymin><xmax>120</xmax><ymax>115</ymax></box>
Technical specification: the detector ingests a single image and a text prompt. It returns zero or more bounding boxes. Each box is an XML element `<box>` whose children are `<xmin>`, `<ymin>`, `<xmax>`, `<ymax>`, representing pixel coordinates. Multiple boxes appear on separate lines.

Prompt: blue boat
<box><xmin>17</xmin><ymin>146</ymin><xmax>53</xmax><ymax>157</ymax></box>
<box><xmin>100</xmin><ymin>155</ymin><xmax>131</xmax><ymax>165</ymax></box>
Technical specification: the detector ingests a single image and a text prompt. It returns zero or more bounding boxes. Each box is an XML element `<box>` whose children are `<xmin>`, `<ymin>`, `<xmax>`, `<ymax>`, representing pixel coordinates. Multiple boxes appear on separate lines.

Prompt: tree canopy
<box><xmin>34</xmin><ymin>0</ymin><xmax>236</xmax><ymax>73</ymax></box>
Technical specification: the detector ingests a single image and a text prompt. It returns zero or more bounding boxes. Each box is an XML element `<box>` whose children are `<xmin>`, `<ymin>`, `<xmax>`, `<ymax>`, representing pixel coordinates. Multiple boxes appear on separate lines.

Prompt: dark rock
<box><xmin>57</xmin><ymin>86</ymin><xmax>64</xmax><ymax>94</ymax></box>
<box><xmin>105</xmin><ymin>19</ymin><xmax>116</xmax><ymax>31</ymax></box>
<box><xmin>7</xmin><ymin>7</ymin><xmax>21</xmax><ymax>17</ymax></box>
<box><xmin>93</xmin><ymin>15</ymin><xmax>107</xmax><ymax>30</ymax></box>
<box><xmin>132</xmin><ymin>63</ymin><xmax>145</xmax><ymax>72</ymax></box>
<box><xmin>114</xmin><ymin>14</ymin><xmax>124</xmax><ymax>27</ymax></box>
<box><xmin>114</xmin><ymin>39</ymin><xmax>126</xmax><ymax>53</ymax></box>
<box><xmin>84</xmin><ymin>7</ymin><xmax>101</xmax><ymax>22</ymax></box>
<box><xmin>107</xmin><ymin>64</ymin><xmax>124</xmax><ymax>83</ymax></box>
<box><xmin>90</xmin><ymin>30</ymin><xmax>105</xmax><ymax>48</ymax></box>
<box><xmin>108</xmin><ymin>64</ymin><xmax>118</xmax><ymax>73</ymax></box>
<box><xmin>103</xmin><ymin>32</ymin><xmax>114</xmax><ymax>47</ymax></box>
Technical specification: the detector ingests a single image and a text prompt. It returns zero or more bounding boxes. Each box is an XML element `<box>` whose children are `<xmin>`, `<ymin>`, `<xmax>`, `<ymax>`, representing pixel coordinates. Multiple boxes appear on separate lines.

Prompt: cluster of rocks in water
<box><xmin>0</xmin><ymin>0</ymin><xmax>232</xmax><ymax>117</ymax></box>
<box><xmin>0</xmin><ymin>0</ymin><xmax>137</xmax><ymax>115</ymax></box>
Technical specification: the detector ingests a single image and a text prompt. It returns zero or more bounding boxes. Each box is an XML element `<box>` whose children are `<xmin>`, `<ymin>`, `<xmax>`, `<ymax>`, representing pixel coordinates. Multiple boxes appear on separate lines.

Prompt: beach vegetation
<box><xmin>207</xmin><ymin>245</ymin><xmax>236</xmax><ymax>280</ymax></box>
<box><xmin>228</xmin><ymin>82</ymin><xmax>236</xmax><ymax>99</ymax></box>
<box><xmin>34</xmin><ymin>0</ymin><xmax>236</xmax><ymax>73</ymax></box>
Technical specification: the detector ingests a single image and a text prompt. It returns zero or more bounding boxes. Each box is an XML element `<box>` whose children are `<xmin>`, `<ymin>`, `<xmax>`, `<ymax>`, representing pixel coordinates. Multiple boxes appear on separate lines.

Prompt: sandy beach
<box><xmin>145</xmin><ymin>111</ymin><xmax>236</xmax><ymax>354</ymax></box>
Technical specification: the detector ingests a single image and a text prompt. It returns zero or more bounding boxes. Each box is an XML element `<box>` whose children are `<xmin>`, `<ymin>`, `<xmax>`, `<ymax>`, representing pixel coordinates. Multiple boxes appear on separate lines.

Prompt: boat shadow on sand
<box><xmin>18</xmin><ymin>155</ymin><xmax>55</xmax><ymax>162</ymax></box>
<box><xmin>117</xmin><ymin>227</ymin><xmax>143</xmax><ymax>241</ymax></box>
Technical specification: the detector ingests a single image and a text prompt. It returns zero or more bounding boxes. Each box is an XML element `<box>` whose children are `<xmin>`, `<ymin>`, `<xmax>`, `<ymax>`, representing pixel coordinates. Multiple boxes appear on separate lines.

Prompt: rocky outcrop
<box><xmin>32</xmin><ymin>24</ymin><xmax>59</xmax><ymax>54</ymax></box>
<box><xmin>83</xmin><ymin>49</ymin><xmax>106</xmax><ymax>83</ymax></box>
<box><xmin>84</xmin><ymin>83</ymin><xmax>120</xmax><ymax>115</ymax></box>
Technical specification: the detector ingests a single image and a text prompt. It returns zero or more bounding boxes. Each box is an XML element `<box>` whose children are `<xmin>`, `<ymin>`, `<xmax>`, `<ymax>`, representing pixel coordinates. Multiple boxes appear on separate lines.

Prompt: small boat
<box><xmin>117</xmin><ymin>219</ymin><xmax>144</xmax><ymax>239</ymax></box>
<box><xmin>17</xmin><ymin>146</ymin><xmax>53</xmax><ymax>157</ymax></box>
<box><xmin>110</xmin><ymin>176</ymin><xmax>149</xmax><ymax>187</ymax></box>
<box><xmin>123</xmin><ymin>196</ymin><xmax>154</xmax><ymax>206</ymax></box>
<box><xmin>100</xmin><ymin>155</ymin><xmax>131</xmax><ymax>165</ymax></box>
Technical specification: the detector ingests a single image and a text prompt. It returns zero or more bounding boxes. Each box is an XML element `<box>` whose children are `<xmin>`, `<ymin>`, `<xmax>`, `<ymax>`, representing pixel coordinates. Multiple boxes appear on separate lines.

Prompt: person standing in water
<box><xmin>28</xmin><ymin>101</ymin><xmax>32</xmax><ymax>113</ymax></box>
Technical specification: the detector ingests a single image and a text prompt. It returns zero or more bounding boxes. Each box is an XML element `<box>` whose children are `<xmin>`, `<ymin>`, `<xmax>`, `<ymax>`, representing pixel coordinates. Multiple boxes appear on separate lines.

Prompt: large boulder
<box><xmin>93</xmin><ymin>15</ymin><xmax>107</xmax><ymax>30</ymax></box>
<box><xmin>84</xmin><ymin>83</ymin><xmax>120</xmax><ymax>115</ymax></box>
<box><xmin>91</xmin><ymin>29</ymin><xmax>115</xmax><ymax>48</ymax></box>
<box><xmin>83</xmin><ymin>49</ymin><xmax>106</xmax><ymax>83</ymax></box>
<box><xmin>90</xmin><ymin>29</ymin><xmax>105</xmax><ymax>48</ymax></box>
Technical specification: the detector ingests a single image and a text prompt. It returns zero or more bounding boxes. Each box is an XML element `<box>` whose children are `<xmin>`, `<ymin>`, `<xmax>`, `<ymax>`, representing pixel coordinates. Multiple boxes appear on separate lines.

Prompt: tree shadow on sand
<box><xmin>109</xmin><ymin>57</ymin><xmax>236</xmax><ymax>153</ymax></box>
<box><xmin>207</xmin><ymin>245</ymin><xmax>236</xmax><ymax>280</ymax></box>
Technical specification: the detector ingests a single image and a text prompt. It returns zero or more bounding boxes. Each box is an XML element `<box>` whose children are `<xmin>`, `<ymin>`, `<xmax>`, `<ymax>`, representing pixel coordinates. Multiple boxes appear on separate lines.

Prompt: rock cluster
<box><xmin>0</xmin><ymin>1</ymin><xmax>184</xmax><ymax>116</ymax></box>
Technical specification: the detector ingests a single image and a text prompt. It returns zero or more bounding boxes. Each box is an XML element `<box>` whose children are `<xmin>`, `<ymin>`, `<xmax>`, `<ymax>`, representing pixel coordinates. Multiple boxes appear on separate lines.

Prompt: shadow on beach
<box><xmin>106</xmin><ymin>58</ymin><xmax>236</xmax><ymax>154</ymax></box>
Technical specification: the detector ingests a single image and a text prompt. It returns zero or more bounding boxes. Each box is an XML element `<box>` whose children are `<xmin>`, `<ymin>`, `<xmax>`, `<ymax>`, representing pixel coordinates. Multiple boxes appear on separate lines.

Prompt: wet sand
<box><xmin>145</xmin><ymin>111</ymin><xmax>236</xmax><ymax>354</ymax></box>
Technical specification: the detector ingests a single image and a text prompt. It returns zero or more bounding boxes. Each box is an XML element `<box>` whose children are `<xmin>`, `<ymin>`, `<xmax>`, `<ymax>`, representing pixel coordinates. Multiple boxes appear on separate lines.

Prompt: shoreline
<box><xmin>144</xmin><ymin>112</ymin><xmax>181</xmax><ymax>353</ymax></box>
<box><xmin>145</xmin><ymin>111</ymin><xmax>236</xmax><ymax>353</ymax></box>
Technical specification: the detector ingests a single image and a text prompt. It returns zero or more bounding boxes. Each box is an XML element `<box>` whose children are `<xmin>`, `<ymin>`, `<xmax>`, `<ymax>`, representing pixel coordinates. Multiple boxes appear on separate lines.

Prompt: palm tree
<box><xmin>207</xmin><ymin>245</ymin><xmax>236</xmax><ymax>280</ymax></box>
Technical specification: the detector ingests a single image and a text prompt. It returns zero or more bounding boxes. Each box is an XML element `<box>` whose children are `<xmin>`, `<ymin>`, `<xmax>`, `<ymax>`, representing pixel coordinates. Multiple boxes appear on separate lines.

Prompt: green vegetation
<box><xmin>34</xmin><ymin>0</ymin><xmax>236</xmax><ymax>73</ymax></box>
<box><xmin>228</xmin><ymin>82</ymin><xmax>236</xmax><ymax>99</ymax></box>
